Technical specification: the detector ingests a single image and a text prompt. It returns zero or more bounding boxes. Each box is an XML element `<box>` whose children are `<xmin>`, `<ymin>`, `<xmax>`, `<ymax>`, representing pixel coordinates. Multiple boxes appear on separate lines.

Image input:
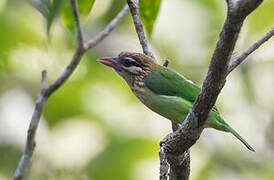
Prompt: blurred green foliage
<box><xmin>0</xmin><ymin>146</ymin><xmax>22</xmax><ymax>178</ymax></box>
<box><xmin>249</xmin><ymin>0</ymin><xmax>274</xmax><ymax>34</ymax></box>
<box><xmin>0</xmin><ymin>0</ymin><xmax>274</xmax><ymax>180</ymax></box>
<box><xmin>0</xmin><ymin>3</ymin><xmax>40</xmax><ymax>71</ymax></box>
<box><xmin>86</xmin><ymin>137</ymin><xmax>158</xmax><ymax>179</ymax></box>
<box><xmin>140</xmin><ymin>0</ymin><xmax>162</xmax><ymax>38</ymax></box>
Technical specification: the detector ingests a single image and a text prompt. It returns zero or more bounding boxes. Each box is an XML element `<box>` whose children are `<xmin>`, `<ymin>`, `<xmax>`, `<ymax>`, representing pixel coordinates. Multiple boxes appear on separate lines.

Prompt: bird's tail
<box><xmin>224</xmin><ymin>124</ymin><xmax>255</xmax><ymax>152</ymax></box>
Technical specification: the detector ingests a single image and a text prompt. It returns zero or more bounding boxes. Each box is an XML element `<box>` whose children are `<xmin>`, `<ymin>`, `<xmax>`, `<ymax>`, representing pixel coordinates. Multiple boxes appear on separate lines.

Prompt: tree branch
<box><xmin>127</xmin><ymin>0</ymin><xmax>155</xmax><ymax>59</ymax></box>
<box><xmin>169</xmin><ymin>150</ymin><xmax>190</xmax><ymax>180</ymax></box>
<box><xmin>160</xmin><ymin>0</ymin><xmax>263</xmax><ymax>179</ymax></box>
<box><xmin>159</xmin><ymin>147</ymin><xmax>169</xmax><ymax>180</ymax></box>
<box><xmin>13</xmin><ymin>71</ymin><xmax>48</xmax><ymax>180</ymax></box>
<box><xmin>45</xmin><ymin>47</ymin><xmax>84</xmax><ymax>96</ymax></box>
<box><xmin>227</xmin><ymin>27</ymin><xmax>274</xmax><ymax>74</ymax></box>
<box><xmin>70</xmin><ymin>0</ymin><xmax>84</xmax><ymax>48</ymax></box>
<box><xmin>13</xmin><ymin>4</ymin><xmax>129</xmax><ymax>180</ymax></box>
<box><xmin>84</xmin><ymin>5</ymin><xmax>129</xmax><ymax>50</ymax></box>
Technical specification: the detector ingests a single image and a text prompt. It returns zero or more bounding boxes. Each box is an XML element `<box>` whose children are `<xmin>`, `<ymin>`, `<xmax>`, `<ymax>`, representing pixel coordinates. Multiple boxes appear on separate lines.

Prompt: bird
<box><xmin>98</xmin><ymin>51</ymin><xmax>255</xmax><ymax>152</ymax></box>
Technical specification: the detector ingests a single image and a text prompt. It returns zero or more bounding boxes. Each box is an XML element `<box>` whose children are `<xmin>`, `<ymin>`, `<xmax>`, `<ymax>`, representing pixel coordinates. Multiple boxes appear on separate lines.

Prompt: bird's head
<box><xmin>98</xmin><ymin>51</ymin><xmax>157</xmax><ymax>86</ymax></box>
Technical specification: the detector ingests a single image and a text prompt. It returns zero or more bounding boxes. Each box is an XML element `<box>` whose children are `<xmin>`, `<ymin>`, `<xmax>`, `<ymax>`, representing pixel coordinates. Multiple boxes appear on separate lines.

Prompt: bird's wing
<box><xmin>144</xmin><ymin>67</ymin><xmax>219</xmax><ymax>113</ymax></box>
<box><xmin>144</xmin><ymin>68</ymin><xmax>200</xmax><ymax>102</ymax></box>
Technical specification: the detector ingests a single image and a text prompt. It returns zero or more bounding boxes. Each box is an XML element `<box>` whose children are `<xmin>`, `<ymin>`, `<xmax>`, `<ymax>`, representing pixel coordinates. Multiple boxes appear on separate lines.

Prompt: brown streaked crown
<box><xmin>118</xmin><ymin>51</ymin><xmax>157</xmax><ymax>71</ymax></box>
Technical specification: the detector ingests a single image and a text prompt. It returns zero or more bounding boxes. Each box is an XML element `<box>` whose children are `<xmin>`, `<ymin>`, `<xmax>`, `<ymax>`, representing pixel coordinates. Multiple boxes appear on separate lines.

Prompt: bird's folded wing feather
<box><xmin>144</xmin><ymin>68</ymin><xmax>200</xmax><ymax>102</ymax></box>
<box><xmin>144</xmin><ymin>67</ymin><xmax>219</xmax><ymax>113</ymax></box>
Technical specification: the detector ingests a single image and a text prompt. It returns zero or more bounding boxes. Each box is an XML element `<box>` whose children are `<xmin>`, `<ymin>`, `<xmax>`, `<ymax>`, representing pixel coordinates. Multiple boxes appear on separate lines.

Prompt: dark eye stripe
<box><xmin>122</xmin><ymin>58</ymin><xmax>142</xmax><ymax>68</ymax></box>
<box><xmin>123</xmin><ymin>59</ymin><xmax>132</xmax><ymax>67</ymax></box>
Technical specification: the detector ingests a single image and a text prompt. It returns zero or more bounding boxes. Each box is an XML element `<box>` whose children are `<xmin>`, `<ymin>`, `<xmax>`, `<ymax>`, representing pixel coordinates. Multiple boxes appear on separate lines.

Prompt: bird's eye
<box><xmin>123</xmin><ymin>59</ymin><xmax>133</xmax><ymax>67</ymax></box>
<box><xmin>122</xmin><ymin>58</ymin><xmax>142</xmax><ymax>68</ymax></box>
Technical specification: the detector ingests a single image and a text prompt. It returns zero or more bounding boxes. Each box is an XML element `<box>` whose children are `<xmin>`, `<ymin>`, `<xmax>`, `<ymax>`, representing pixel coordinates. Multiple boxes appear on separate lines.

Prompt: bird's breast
<box><xmin>130</xmin><ymin>76</ymin><xmax>147</xmax><ymax>101</ymax></box>
<box><xmin>131</xmin><ymin>86</ymin><xmax>190</xmax><ymax>124</ymax></box>
<box><xmin>131</xmin><ymin>84</ymin><xmax>147</xmax><ymax>103</ymax></box>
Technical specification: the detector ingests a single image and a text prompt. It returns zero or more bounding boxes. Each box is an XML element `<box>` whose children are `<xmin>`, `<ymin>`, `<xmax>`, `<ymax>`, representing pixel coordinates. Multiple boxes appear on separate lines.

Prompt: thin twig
<box><xmin>13</xmin><ymin>4</ymin><xmax>129</xmax><ymax>180</ymax></box>
<box><xmin>127</xmin><ymin>0</ymin><xmax>155</xmax><ymax>59</ymax></box>
<box><xmin>227</xmin><ymin>28</ymin><xmax>274</xmax><ymax>74</ymax></box>
<box><xmin>14</xmin><ymin>71</ymin><xmax>48</xmax><ymax>180</ymax></box>
<box><xmin>70</xmin><ymin>0</ymin><xmax>84</xmax><ymax>48</ymax></box>
<box><xmin>163</xmin><ymin>60</ymin><xmax>169</xmax><ymax>67</ymax></box>
<box><xmin>84</xmin><ymin>5</ymin><xmax>129</xmax><ymax>50</ymax></box>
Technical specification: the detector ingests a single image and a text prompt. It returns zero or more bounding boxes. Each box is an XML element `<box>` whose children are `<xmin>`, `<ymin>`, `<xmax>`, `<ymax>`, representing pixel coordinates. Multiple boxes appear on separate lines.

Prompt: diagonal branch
<box><xmin>13</xmin><ymin>4</ymin><xmax>129</xmax><ymax>180</ymax></box>
<box><xmin>227</xmin><ymin>28</ymin><xmax>274</xmax><ymax>75</ymax></box>
<box><xmin>45</xmin><ymin>47</ymin><xmax>84</xmax><ymax>96</ymax></box>
<box><xmin>127</xmin><ymin>0</ymin><xmax>155</xmax><ymax>59</ymax></box>
<box><xmin>84</xmin><ymin>4</ymin><xmax>129</xmax><ymax>50</ymax></box>
<box><xmin>160</xmin><ymin>0</ymin><xmax>263</xmax><ymax>179</ymax></box>
<box><xmin>70</xmin><ymin>0</ymin><xmax>84</xmax><ymax>48</ymax></box>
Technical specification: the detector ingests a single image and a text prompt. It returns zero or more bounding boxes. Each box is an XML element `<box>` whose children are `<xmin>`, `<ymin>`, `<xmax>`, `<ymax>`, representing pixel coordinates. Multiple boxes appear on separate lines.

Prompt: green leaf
<box><xmin>46</xmin><ymin>0</ymin><xmax>64</xmax><ymax>34</ymax></box>
<box><xmin>27</xmin><ymin>0</ymin><xmax>64</xmax><ymax>35</ymax></box>
<box><xmin>78</xmin><ymin>0</ymin><xmax>95</xmax><ymax>15</ymax></box>
<box><xmin>139</xmin><ymin>0</ymin><xmax>162</xmax><ymax>38</ymax></box>
<box><xmin>61</xmin><ymin>0</ymin><xmax>95</xmax><ymax>34</ymax></box>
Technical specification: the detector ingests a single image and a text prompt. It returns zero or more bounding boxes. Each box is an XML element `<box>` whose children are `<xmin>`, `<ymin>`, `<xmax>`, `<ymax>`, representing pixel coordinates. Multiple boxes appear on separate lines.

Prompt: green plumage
<box><xmin>143</xmin><ymin>66</ymin><xmax>254</xmax><ymax>151</ymax></box>
<box><xmin>145</xmin><ymin>67</ymin><xmax>200</xmax><ymax>102</ymax></box>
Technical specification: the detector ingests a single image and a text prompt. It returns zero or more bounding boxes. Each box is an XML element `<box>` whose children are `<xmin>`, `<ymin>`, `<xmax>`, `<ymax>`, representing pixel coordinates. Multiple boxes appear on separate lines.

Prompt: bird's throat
<box><xmin>130</xmin><ymin>76</ymin><xmax>148</xmax><ymax>103</ymax></box>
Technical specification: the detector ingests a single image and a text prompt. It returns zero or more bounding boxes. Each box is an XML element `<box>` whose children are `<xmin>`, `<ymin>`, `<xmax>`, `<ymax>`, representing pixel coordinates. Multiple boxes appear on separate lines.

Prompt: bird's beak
<box><xmin>97</xmin><ymin>56</ymin><xmax>117</xmax><ymax>68</ymax></box>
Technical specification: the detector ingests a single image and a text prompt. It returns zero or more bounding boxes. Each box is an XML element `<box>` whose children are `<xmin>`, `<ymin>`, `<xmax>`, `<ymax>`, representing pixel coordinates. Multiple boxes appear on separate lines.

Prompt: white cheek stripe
<box><xmin>124</xmin><ymin>57</ymin><xmax>136</xmax><ymax>62</ymax></box>
<box><xmin>125</xmin><ymin>66</ymin><xmax>142</xmax><ymax>74</ymax></box>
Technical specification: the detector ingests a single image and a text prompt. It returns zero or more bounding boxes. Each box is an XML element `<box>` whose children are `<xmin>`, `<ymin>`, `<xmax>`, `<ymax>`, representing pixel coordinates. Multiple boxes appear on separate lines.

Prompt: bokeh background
<box><xmin>1</xmin><ymin>0</ymin><xmax>274</xmax><ymax>179</ymax></box>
